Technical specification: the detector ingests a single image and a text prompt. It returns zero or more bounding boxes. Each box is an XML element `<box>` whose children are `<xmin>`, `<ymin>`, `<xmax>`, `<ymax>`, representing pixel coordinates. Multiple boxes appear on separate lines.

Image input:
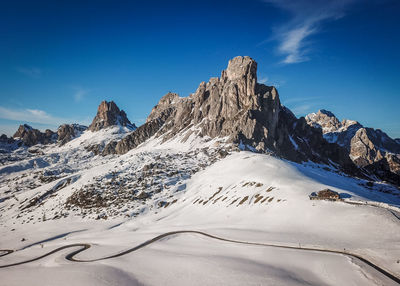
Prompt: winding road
<box><xmin>0</xmin><ymin>230</ymin><xmax>399</xmax><ymax>284</ymax></box>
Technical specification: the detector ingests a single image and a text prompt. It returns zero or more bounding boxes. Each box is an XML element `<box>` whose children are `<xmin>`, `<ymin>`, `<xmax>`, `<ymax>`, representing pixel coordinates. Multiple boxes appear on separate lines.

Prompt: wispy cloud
<box><xmin>290</xmin><ymin>104</ymin><xmax>314</xmax><ymax>115</ymax></box>
<box><xmin>72</xmin><ymin>86</ymin><xmax>91</xmax><ymax>102</ymax></box>
<box><xmin>14</xmin><ymin>67</ymin><xmax>42</xmax><ymax>78</ymax></box>
<box><xmin>258</xmin><ymin>75</ymin><xmax>286</xmax><ymax>88</ymax></box>
<box><xmin>283</xmin><ymin>96</ymin><xmax>322</xmax><ymax>104</ymax></box>
<box><xmin>0</xmin><ymin>106</ymin><xmax>76</xmax><ymax>127</ymax></box>
<box><xmin>283</xmin><ymin>96</ymin><xmax>325</xmax><ymax>116</ymax></box>
<box><xmin>259</xmin><ymin>76</ymin><xmax>269</xmax><ymax>84</ymax></box>
<box><xmin>133</xmin><ymin>118</ymin><xmax>146</xmax><ymax>125</ymax></box>
<box><xmin>263</xmin><ymin>0</ymin><xmax>357</xmax><ymax>64</ymax></box>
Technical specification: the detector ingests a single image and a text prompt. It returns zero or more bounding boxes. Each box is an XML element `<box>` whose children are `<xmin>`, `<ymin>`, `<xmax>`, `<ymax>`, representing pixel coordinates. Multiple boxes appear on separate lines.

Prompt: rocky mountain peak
<box><xmin>142</xmin><ymin>55</ymin><xmax>281</xmax><ymax>147</ymax></box>
<box><xmin>306</xmin><ymin>109</ymin><xmax>400</xmax><ymax>184</ymax></box>
<box><xmin>147</xmin><ymin>92</ymin><xmax>180</xmax><ymax>123</ymax></box>
<box><xmin>89</xmin><ymin>100</ymin><xmax>135</xmax><ymax>132</ymax></box>
<box><xmin>319</xmin><ymin>109</ymin><xmax>336</xmax><ymax>118</ymax></box>
<box><xmin>305</xmin><ymin>110</ymin><xmax>341</xmax><ymax>133</ymax></box>
<box><xmin>102</xmin><ymin>56</ymin><xmax>355</xmax><ymax>175</ymax></box>
<box><xmin>224</xmin><ymin>56</ymin><xmax>257</xmax><ymax>81</ymax></box>
<box><xmin>13</xmin><ymin>124</ymin><xmax>33</xmax><ymax>137</ymax></box>
<box><xmin>57</xmin><ymin>124</ymin><xmax>87</xmax><ymax>146</ymax></box>
<box><xmin>12</xmin><ymin>124</ymin><xmax>56</xmax><ymax>146</ymax></box>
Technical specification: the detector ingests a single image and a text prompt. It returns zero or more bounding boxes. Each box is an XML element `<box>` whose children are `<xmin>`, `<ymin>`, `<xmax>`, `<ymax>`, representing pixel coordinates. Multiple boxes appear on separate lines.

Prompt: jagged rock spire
<box><xmin>12</xmin><ymin>124</ymin><xmax>56</xmax><ymax>146</ymax></box>
<box><xmin>103</xmin><ymin>56</ymin><xmax>355</xmax><ymax>176</ymax></box>
<box><xmin>89</xmin><ymin>100</ymin><xmax>135</xmax><ymax>131</ymax></box>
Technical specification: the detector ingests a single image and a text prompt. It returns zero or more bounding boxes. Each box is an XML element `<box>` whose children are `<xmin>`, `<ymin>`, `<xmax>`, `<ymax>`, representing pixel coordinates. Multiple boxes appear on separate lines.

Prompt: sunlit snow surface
<box><xmin>0</xmin><ymin>127</ymin><xmax>399</xmax><ymax>286</ymax></box>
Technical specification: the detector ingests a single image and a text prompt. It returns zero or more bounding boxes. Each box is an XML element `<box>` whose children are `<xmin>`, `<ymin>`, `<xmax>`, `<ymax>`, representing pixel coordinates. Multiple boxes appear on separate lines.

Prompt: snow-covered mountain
<box><xmin>88</xmin><ymin>100</ymin><xmax>136</xmax><ymax>132</ymax></box>
<box><xmin>103</xmin><ymin>57</ymin><xmax>354</xmax><ymax>172</ymax></box>
<box><xmin>306</xmin><ymin>109</ymin><xmax>400</xmax><ymax>185</ymax></box>
<box><xmin>1</xmin><ymin>57</ymin><xmax>400</xmax><ymax>286</ymax></box>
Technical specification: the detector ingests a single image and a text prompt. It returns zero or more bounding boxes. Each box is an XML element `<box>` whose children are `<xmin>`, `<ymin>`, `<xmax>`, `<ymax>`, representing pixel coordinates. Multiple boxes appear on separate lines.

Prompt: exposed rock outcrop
<box><xmin>57</xmin><ymin>124</ymin><xmax>87</xmax><ymax>145</ymax></box>
<box><xmin>306</xmin><ymin>110</ymin><xmax>342</xmax><ymax>133</ymax></box>
<box><xmin>306</xmin><ymin>110</ymin><xmax>400</xmax><ymax>184</ymax></box>
<box><xmin>13</xmin><ymin>124</ymin><xmax>57</xmax><ymax>146</ymax></box>
<box><xmin>103</xmin><ymin>56</ymin><xmax>355</xmax><ymax>174</ymax></box>
<box><xmin>88</xmin><ymin>101</ymin><xmax>136</xmax><ymax>132</ymax></box>
<box><xmin>0</xmin><ymin>134</ymin><xmax>15</xmax><ymax>144</ymax></box>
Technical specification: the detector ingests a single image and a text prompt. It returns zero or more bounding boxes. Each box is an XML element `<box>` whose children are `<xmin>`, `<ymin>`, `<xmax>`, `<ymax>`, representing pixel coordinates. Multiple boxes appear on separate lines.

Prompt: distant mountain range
<box><xmin>1</xmin><ymin>56</ymin><xmax>399</xmax><ymax>186</ymax></box>
<box><xmin>306</xmin><ymin>109</ymin><xmax>400</xmax><ymax>184</ymax></box>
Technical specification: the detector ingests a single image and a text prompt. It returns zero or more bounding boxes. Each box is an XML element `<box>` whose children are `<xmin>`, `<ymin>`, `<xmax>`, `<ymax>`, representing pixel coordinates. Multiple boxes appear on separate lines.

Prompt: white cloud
<box><xmin>259</xmin><ymin>77</ymin><xmax>269</xmax><ymax>84</ymax></box>
<box><xmin>133</xmin><ymin>118</ymin><xmax>146</xmax><ymax>125</ymax></box>
<box><xmin>72</xmin><ymin>86</ymin><xmax>91</xmax><ymax>102</ymax></box>
<box><xmin>0</xmin><ymin>106</ymin><xmax>78</xmax><ymax>127</ymax></box>
<box><xmin>283</xmin><ymin>96</ymin><xmax>325</xmax><ymax>116</ymax></box>
<box><xmin>259</xmin><ymin>76</ymin><xmax>286</xmax><ymax>88</ymax></box>
<box><xmin>264</xmin><ymin>0</ymin><xmax>358</xmax><ymax>64</ymax></box>
<box><xmin>15</xmin><ymin>67</ymin><xmax>42</xmax><ymax>78</ymax></box>
<box><xmin>0</xmin><ymin>124</ymin><xmax>20</xmax><ymax>137</ymax></box>
<box><xmin>283</xmin><ymin>96</ymin><xmax>322</xmax><ymax>104</ymax></box>
<box><xmin>290</xmin><ymin>104</ymin><xmax>314</xmax><ymax>115</ymax></box>
<box><xmin>26</xmin><ymin>109</ymin><xmax>51</xmax><ymax>119</ymax></box>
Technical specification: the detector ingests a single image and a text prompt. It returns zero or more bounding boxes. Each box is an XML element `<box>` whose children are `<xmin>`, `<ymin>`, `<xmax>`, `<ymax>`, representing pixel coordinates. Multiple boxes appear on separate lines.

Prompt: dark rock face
<box><xmin>57</xmin><ymin>124</ymin><xmax>87</xmax><ymax>145</ymax></box>
<box><xmin>12</xmin><ymin>124</ymin><xmax>56</xmax><ymax>146</ymax></box>
<box><xmin>0</xmin><ymin>134</ymin><xmax>14</xmax><ymax>144</ymax></box>
<box><xmin>306</xmin><ymin>109</ymin><xmax>342</xmax><ymax>132</ymax></box>
<box><xmin>103</xmin><ymin>56</ymin><xmax>356</xmax><ymax>174</ymax></box>
<box><xmin>306</xmin><ymin>110</ymin><xmax>400</xmax><ymax>185</ymax></box>
<box><xmin>89</xmin><ymin>101</ymin><xmax>136</xmax><ymax>131</ymax></box>
<box><xmin>306</xmin><ymin>110</ymin><xmax>363</xmax><ymax>150</ymax></box>
<box><xmin>103</xmin><ymin>109</ymin><xmax>172</xmax><ymax>155</ymax></box>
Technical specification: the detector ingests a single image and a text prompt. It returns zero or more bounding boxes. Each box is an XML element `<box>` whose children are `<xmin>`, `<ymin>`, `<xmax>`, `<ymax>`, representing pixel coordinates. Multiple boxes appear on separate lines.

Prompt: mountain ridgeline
<box><xmin>102</xmin><ymin>56</ymin><xmax>354</xmax><ymax>170</ymax></box>
<box><xmin>306</xmin><ymin>110</ymin><xmax>400</xmax><ymax>185</ymax></box>
<box><xmin>3</xmin><ymin>56</ymin><xmax>400</xmax><ymax>185</ymax></box>
<box><xmin>88</xmin><ymin>100</ymin><xmax>136</xmax><ymax>132</ymax></box>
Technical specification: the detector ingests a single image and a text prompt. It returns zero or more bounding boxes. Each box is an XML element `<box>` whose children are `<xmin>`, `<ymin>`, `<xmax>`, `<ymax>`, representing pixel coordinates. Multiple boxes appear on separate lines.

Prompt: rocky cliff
<box><xmin>57</xmin><ymin>124</ymin><xmax>87</xmax><ymax>145</ymax></box>
<box><xmin>12</xmin><ymin>124</ymin><xmax>57</xmax><ymax>146</ymax></box>
<box><xmin>103</xmin><ymin>56</ymin><xmax>355</xmax><ymax>174</ymax></box>
<box><xmin>0</xmin><ymin>134</ymin><xmax>15</xmax><ymax>144</ymax></box>
<box><xmin>88</xmin><ymin>100</ymin><xmax>136</xmax><ymax>131</ymax></box>
<box><xmin>306</xmin><ymin>110</ymin><xmax>400</xmax><ymax>184</ymax></box>
<box><xmin>6</xmin><ymin>101</ymin><xmax>134</xmax><ymax>148</ymax></box>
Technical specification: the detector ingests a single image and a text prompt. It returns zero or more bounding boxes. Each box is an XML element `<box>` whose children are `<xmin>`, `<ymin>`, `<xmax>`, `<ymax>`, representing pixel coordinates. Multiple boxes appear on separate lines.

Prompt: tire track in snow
<box><xmin>0</xmin><ymin>230</ymin><xmax>399</xmax><ymax>284</ymax></box>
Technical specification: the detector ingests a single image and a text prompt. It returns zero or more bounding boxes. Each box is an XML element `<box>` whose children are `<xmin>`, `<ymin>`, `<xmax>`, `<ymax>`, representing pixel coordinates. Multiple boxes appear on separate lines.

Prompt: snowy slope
<box><xmin>1</xmin><ymin>126</ymin><xmax>400</xmax><ymax>285</ymax></box>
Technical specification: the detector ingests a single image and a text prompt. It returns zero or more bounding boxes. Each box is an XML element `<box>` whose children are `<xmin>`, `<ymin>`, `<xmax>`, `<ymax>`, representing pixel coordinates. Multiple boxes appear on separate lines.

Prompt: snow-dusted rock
<box><xmin>306</xmin><ymin>109</ymin><xmax>400</xmax><ymax>184</ymax></box>
<box><xmin>12</xmin><ymin>124</ymin><xmax>57</xmax><ymax>146</ymax></box>
<box><xmin>88</xmin><ymin>100</ymin><xmax>136</xmax><ymax>132</ymax></box>
<box><xmin>57</xmin><ymin>124</ymin><xmax>87</xmax><ymax>145</ymax></box>
<box><xmin>104</xmin><ymin>56</ymin><xmax>354</xmax><ymax>175</ymax></box>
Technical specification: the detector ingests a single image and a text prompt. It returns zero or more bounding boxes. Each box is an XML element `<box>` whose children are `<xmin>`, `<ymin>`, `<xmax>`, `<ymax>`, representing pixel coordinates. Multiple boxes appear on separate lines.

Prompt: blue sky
<box><xmin>0</xmin><ymin>0</ymin><xmax>399</xmax><ymax>138</ymax></box>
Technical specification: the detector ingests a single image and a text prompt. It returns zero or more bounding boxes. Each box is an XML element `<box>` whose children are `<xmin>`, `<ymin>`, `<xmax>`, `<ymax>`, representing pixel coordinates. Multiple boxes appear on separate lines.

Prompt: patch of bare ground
<box><xmin>238</xmin><ymin>196</ymin><xmax>249</xmax><ymax>206</ymax></box>
<box><xmin>266</xmin><ymin>186</ymin><xmax>275</xmax><ymax>192</ymax></box>
<box><xmin>24</xmin><ymin>178</ymin><xmax>72</xmax><ymax>210</ymax></box>
<box><xmin>163</xmin><ymin>199</ymin><xmax>178</xmax><ymax>208</ymax></box>
<box><xmin>254</xmin><ymin>194</ymin><xmax>264</xmax><ymax>204</ymax></box>
<box><xmin>213</xmin><ymin>196</ymin><xmax>223</xmax><ymax>204</ymax></box>
<box><xmin>229</xmin><ymin>198</ymin><xmax>239</xmax><ymax>206</ymax></box>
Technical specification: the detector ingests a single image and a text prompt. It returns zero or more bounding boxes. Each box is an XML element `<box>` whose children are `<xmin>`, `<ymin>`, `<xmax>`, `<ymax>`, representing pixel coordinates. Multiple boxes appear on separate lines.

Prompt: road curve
<box><xmin>1</xmin><ymin>230</ymin><xmax>399</xmax><ymax>284</ymax></box>
<box><xmin>342</xmin><ymin>200</ymin><xmax>400</xmax><ymax>221</ymax></box>
<box><xmin>0</xmin><ymin>250</ymin><xmax>13</xmax><ymax>258</ymax></box>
